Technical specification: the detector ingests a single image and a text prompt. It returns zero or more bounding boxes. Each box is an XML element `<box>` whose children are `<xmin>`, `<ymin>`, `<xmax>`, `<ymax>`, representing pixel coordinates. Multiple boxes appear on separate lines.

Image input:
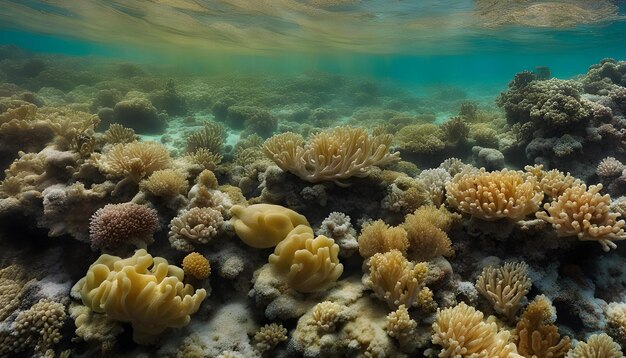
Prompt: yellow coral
<box><xmin>310</xmin><ymin>301</ymin><xmax>346</xmax><ymax>332</ymax></box>
<box><xmin>99</xmin><ymin>141</ymin><xmax>172</xmax><ymax>184</ymax></box>
<box><xmin>516</xmin><ymin>295</ymin><xmax>571</xmax><ymax>358</ymax></box>
<box><xmin>432</xmin><ymin>302</ymin><xmax>522</xmax><ymax>358</ymax></box>
<box><xmin>403</xmin><ymin>206</ymin><xmax>458</xmax><ymax>261</ymax></box>
<box><xmin>606</xmin><ymin>302</ymin><xmax>626</xmax><ymax>345</ymax></box>
<box><xmin>75</xmin><ymin>249</ymin><xmax>207</xmax><ymax>344</ymax></box>
<box><xmin>264</xmin><ymin>126</ymin><xmax>399</xmax><ymax>185</ymax></box>
<box><xmin>364</xmin><ymin>249</ymin><xmax>433</xmax><ymax>309</ymax></box>
<box><xmin>254</xmin><ymin>323</ymin><xmax>287</xmax><ymax>353</ymax></box>
<box><xmin>103</xmin><ymin>123</ymin><xmax>137</xmax><ymax>144</ymax></box>
<box><xmin>536</xmin><ymin>184</ymin><xmax>626</xmax><ymax>251</ymax></box>
<box><xmin>385</xmin><ymin>304</ymin><xmax>417</xmax><ymax>348</ymax></box>
<box><xmin>140</xmin><ymin>169</ymin><xmax>189</xmax><ymax>198</ymax></box>
<box><xmin>446</xmin><ymin>169</ymin><xmax>543</xmax><ymax>221</ymax></box>
<box><xmin>269</xmin><ymin>225</ymin><xmax>344</xmax><ymax>293</ymax></box>
<box><xmin>565</xmin><ymin>333</ymin><xmax>623</xmax><ymax>358</ymax></box>
<box><xmin>524</xmin><ymin>165</ymin><xmax>582</xmax><ymax>199</ymax></box>
<box><xmin>186</xmin><ymin>121</ymin><xmax>225</xmax><ymax>154</ymax></box>
<box><xmin>476</xmin><ymin>262</ymin><xmax>531</xmax><ymax>321</ymax></box>
<box><xmin>230</xmin><ymin>204</ymin><xmax>310</xmax><ymax>248</ymax></box>
<box><xmin>183</xmin><ymin>148</ymin><xmax>223</xmax><ymax>171</ymax></box>
<box><xmin>182</xmin><ymin>252</ymin><xmax>211</xmax><ymax>280</ymax></box>
<box><xmin>357</xmin><ymin>220</ymin><xmax>409</xmax><ymax>258</ymax></box>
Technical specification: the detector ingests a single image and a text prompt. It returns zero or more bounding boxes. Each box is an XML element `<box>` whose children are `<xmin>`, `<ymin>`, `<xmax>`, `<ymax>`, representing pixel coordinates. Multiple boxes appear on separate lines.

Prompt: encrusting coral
<box><xmin>230</xmin><ymin>203</ymin><xmax>310</xmax><ymax>248</ymax></box>
<box><xmin>269</xmin><ymin>225</ymin><xmax>344</xmax><ymax>293</ymax></box>
<box><xmin>516</xmin><ymin>295</ymin><xmax>571</xmax><ymax>358</ymax></box>
<box><xmin>446</xmin><ymin>168</ymin><xmax>544</xmax><ymax>221</ymax></box>
<box><xmin>263</xmin><ymin>126</ymin><xmax>399</xmax><ymax>185</ymax></box>
<box><xmin>74</xmin><ymin>249</ymin><xmax>207</xmax><ymax>344</ymax></box>
<box><xmin>536</xmin><ymin>184</ymin><xmax>626</xmax><ymax>251</ymax></box>
<box><xmin>430</xmin><ymin>302</ymin><xmax>521</xmax><ymax>358</ymax></box>
<box><xmin>89</xmin><ymin>202</ymin><xmax>160</xmax><ymax>250</ymax></box>
<box><xmin>363</xmin><ymin>249</ymin><xmax>433</xmax><ymax>309</ymax></box>
<box><xmin>475</xmin><ymin>261</ymin><xmax>532</xmax><ymax>321</ymax></box>
<box><xmin>168</xmin><ymin>207</ymin><xmax>223</xmax><ymax>251</ymax></box>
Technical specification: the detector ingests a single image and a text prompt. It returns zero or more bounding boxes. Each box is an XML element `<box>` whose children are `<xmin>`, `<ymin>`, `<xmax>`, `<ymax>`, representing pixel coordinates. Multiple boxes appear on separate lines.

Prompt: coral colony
<box><xmin>4</xmin><ymin>49</ymin><xmax>626</xmax><ymax>358</ymax></box>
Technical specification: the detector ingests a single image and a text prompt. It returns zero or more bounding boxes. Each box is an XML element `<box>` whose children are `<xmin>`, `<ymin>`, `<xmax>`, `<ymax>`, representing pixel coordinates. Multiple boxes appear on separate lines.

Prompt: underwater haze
<box><xmin>3</xmin><ymin>1</ymin><xmax>626</xmax><ymax>357</ymax></box>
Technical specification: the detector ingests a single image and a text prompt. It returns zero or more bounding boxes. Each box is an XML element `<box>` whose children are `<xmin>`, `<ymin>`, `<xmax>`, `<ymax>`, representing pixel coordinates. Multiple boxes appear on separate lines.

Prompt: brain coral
<box><xmin>230</xmin><ymin>204</ymin><xmax>309</xmax><ymax>248</ymax></box>
<box><xmin>89</xmin><ymin>203</ymin><xmax>159</xmax><ymax>250</ymax></box>
<box><xmin>536</xmin><ymin>184</ymin><xmax>626</xmax><ymax>251</ymax></box>
<box><xmin>269</xmin><ymin>225</ymin><xmax>343</xmax><ymax>293</ymax></box>
<box><xmin>446</xmin><ymin>169</ymin><xmax>543</xmax><ymax>221</ymax></box>
<box><xmin>75</xmin><ymin>249</ymin><xmax>207</xmax><ymax>344</ymax></box>
<box><xmin>263</xmin><ymin>126</ymin><xmax>399</xmax><ymax>185</ymax></box>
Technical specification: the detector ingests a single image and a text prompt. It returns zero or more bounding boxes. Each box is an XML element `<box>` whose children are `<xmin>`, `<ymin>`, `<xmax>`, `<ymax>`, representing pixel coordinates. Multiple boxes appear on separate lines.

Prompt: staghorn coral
<box><xmin>476</xmin><ymin>262</ymin><xmax>532</xmax><ymax>321</ymax></box>
<box><xmin>358</xmin><ymin>220</ymin><xmax>409</xmax><ymax>258</ymax></box>
<box><xmin>536</xmin><ymin>184</ymin><xmax>626</xmax><ymax>251</ymax></box>
<box><xmin>264</xmin><ymin>126</ymin><xmax>399</xmax><ymax>185</ymax></box>
<box><xmin>0</xmin><ymin>298</ymin><xmax>67</xmax><ymax>357</ymax></box>
<box><xmin>565</xmin><ymin>333</ymin><xmax>623</xmax><ymax>358</ymax></box>
<box><xmin>75</xmin><ymin>249</ymin><xmax>207</xmax><ymax>344</ymax></box>
<box><xmin>431</xmin><ymin>302</ymin><xmax>521</xmax><ymax>358</ymax></box>
<box><xmin>182</xmin><ymin>252</ymin><xmax>211</xmax><ymax>280</ymax></box>
<box><xmin>363</xmin><ymin>249</ymin><xmax>433</xmax><ymax>309</ymax></box>
<box><xmin>385</xmin><ymin>304</ymin><xmax>417</xmax><ymax>348</ymax></box>
<box><xmin>516</xmin><ymin>295</ymin><xmax>571</xmax><ymax>358</ymax></box>
<box><xmin>446</xmin><ymin>169</ymin><xmax>544</xmax><ymax>221</ymax></box>
<box><xmin>168</xmin><ymin>207</ymin><xmax>223</xmax><ymax>252</ymax></box>
<box><xmin>403</xmin><ymin>206</ymin><xmax>458</xmax><ymax>262</ymax></box>
<box><xmin>186</xmin><ymin>121</ymin><xmax>225</xmax><ymax>154</ymax></box>
<box><xmin>140</xmin><ymin>169</ymin><xmax>189</xmax><ymax>198</ymax></box>
<box><xmin>269</xmin><ymin>225</ymin><xmax>344</xmax><ymax>293</ymax></box>
<box><xmin>89</xmin><ymin>202</ymin><xmax>159</xmax><ymax>250</ymax></box>
<box><xmin>99</xmin><ymin>141</ymin><xmax>172</xmax><ymax>193</ymax></box>
<box><xmin>254</xmin><ymin>323</ymin><xmax>287</xmax><ymax>353</ymax></box>
<box><xmin>103</xmin><ymin>123</ymin><xmax>137</xmax><ymax>144</ymax></box>
<box><xmin>230</xmin><ymin>204</ymin><xmax>309</xmax><ymax>248</ymax></box>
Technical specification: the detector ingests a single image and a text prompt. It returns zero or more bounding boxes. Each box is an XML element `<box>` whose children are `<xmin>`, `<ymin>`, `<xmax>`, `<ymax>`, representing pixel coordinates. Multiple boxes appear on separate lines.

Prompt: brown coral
<box><xmin>536</xmin><ymin>184</ymin><xmax>626</xmax><ymax>251</ymax></box>
<box><xmin>516</xmin><ymin>295</ymin><xmax>571</xmax><ymax>358</ymax></box>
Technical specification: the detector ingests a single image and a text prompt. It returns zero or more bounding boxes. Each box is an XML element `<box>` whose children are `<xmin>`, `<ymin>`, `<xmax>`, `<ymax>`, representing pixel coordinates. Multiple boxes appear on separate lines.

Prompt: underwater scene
<box><xmin>4</xmin><ymin>1</ymin><xmax>626</xmax><ymax>357</ymax></box>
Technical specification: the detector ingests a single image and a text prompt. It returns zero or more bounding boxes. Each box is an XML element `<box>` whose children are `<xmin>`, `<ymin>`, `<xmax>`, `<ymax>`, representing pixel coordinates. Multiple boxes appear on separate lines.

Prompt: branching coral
<box><xmin>385</xmin><ymin>304</ymin><xmax>417</xmax><ymax>348</ymax></box>
<box><xmin>183</xmin><ymin>148</ymin><xmax>223</xmax><ymax>171</ymax></box>
<box><xmin>230</xmin><ymin>204</ymin><xmax>309</xmax><ymax>248</ymax></box>
<box><xmin>89</xmin><ymin>203</ymin><xmax>160</xmax><ymax>250</ymax></box>
<box><xmin>536</xmin><ymin>184</ymin><xmax>626</xmax><ymax>251</ymax></box>
<box><xmin>606</xmin><ymin>302</ymin><xmax>626</xmax><ymax>345</ymax></box>
<box><xmin>476</xmin><ymin>262</ymin><xmax>532</xmax><ymax>321</ymax></box>
<box><xmin>168</xmin><ymin>207</ymin><xmax>223</xmax><ymax>251</ymax></box>
<box><xmin>103</xmin><ymin>123</ymin><xmax>138</xmax><ymax>144</ymax></box>
<box><xmin>446</xmin><ymin>169</ymin><xmax>544</xmax><ymax>221</ymax></box>
<box><xmin>254</xmin><ymin>323</ymin><xmax>287</xmax><ymax>353</ymax></box>
<box><xmin>516</xmin><ymin>295</ymin><xmax>571</xmax><ymax>358</ymax></box>
<box><xmin>310</xmin><ymin>301</ymin><xmax>347</xmax><ymax>333</ymax></box>
<box><xmin>358</xmin><ymin>220</ymin><xmax>409</xmax><ymax>258</ymax></box>
<box><xmin>403</xmin><ymin>206</ymin><xmax>459</xmax><ymax>262</ymax></box>
<box><xmin>363</xmin><ymin>249</ymin><xmax>433</xmax><ymax>309</ymax></box>
<box><xmin>0</xmin><ymin>265</ymin><xmax>31</xmax><ymax>322</ymax></box>
<box><xmin>263</xmin><ymin>126</ymin><xmax>399</xmax><ymax>185</ymax></box>
<box><xmin>99</xmin><ymin>141</ymin><xmax>172</xmax><ymax>193</ymax></box>
<box><xmin>565</xmin><ymin>333</ymin><xmax>623</xmax><ymax>358</ymax></box>
<box><xmin>269</xmin><ymin>225</ymin><xmax>344</xmax><ymax>293</ymax></box>
<box><xmin>75</xmin><ymin>249</ymin><xmax>207</xmax><ymax>344</ymax></box>
<box><xmin>140</xmin><ymin>169</ymin><xmax>189</xmax><ymax>198</ymax></box>
<box><xmin>597</xmin><ymin>157</ymin><xmax>626</xmax><ymax>178</ymax></box>
<box><xmin>186</xmin><ymin>121</ymin><xmax>225</xmax><ymax>154</ymax></box>
<box><xmin>524</xmin><ymin>165</ymin><xmax>582</xmax><ymax>199</ymax></box>
<box><xmin>431</xmin><ymin>302</ymin><xmax>521</xmax><ymax>358</ymax></box>
<box><xmin>418</xmin><ymin>168</ymin><xmax>452</xmax><ymax>207</ymax></box>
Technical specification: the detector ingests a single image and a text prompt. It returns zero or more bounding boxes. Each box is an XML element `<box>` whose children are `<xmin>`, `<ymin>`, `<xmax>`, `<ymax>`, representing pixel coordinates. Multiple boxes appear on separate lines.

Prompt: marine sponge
<box><xmin>358</xmin><ymin>220</ymin><xmax>409</xmax><ymax>258</ymax></box>
<box><xmin>565</xmin><ymin>333</ymin><xmax>623</xmax><ymax>358</ymax></box>
<box><xmin>168</xmin><ymin>207</ymin><xmax>223</xmax><ymax>252</ymax></box>
<box><xmin>230</xmin><ymin>204</ymin><xmax>310</xmax><ymax>248</ymax></box>
<box><xmin>516</xmin><ymin>295</ymin><xmax>571</xmax><ymax>358</ymax></box>
<box><xmin>431</xmin><ymin>302</ymin><xmax>521</xmax><ymax>358</ymax></box>
<box><xmin>536</xmin><ymin>184</ymin><xmax>626</xmax><ymax>251</ymax></box>
<box><xmin>89</xmin><ymin>203</ymin><xmax>160</xmax><ymax>250</ymax></box>
<box><xmin>363</xmin><ymin>249</ymin><xmax>433</xmax><ymax>309</ymax></box>
<box><xmin>140</xmin><ymin>169</ymin><xmax>189</xmax><ymax>198</ymax></box>
<box><xmin>475</xmin><ymin>262</ymin><xmax>532</xmax><ymax>321</ymax></box>
<box><xmin>264</xmin><ymin>126</ymin><xmax>399</xmax><ymax>185</ymax></box>
<box><xmin>182</xmin><ymin>252</ymin><xmax>211</xmax><ymax>280</ymax></box>
<box><xmin>446</xmin><ymin>168</ymin><xmax>543</xmax><ymax>221</ymax></box>
<box><xmin>269</xmin><ymin>225</ymin><xmax>344</xmax><ymax>293</ymax></box>
<box><xmin>75</xmin><ymin>249</ymin><xmax>207</xmax><ymax>344</ymax></box>
<box><xmin>99</xmin><ymin>141</ymin><xmax>171</xmax><ymax>193</ymax></box>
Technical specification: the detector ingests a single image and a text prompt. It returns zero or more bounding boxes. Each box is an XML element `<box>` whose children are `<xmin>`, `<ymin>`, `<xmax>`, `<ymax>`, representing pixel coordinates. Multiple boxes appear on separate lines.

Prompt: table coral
<box><xmin>269</xmin><ymin>225</ymin><xmax>344</xmax><ymax>293</ymax></box>
<box><xmin>263</xmin><ymin>126</ymin><xmax>399</xmax><ymax>185</ymax></box>
<box><xmin>446</xmin><ymin>168</ymin><xmax>544</xmax><ymax>221</ymax></box>
<box><xmin>230</xmin><ymin>203</ymin><xmax>310</xmax><ymax>248</ymax></box>
<box><xmin>75</xmin><ymin>249</ymin><xmax>207</xmax><ymax>344</ymax></box>
<box><xmin>536</xmin><ymin>184</ymin><xmax>626</xmax><ymax>251</ymax></box>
